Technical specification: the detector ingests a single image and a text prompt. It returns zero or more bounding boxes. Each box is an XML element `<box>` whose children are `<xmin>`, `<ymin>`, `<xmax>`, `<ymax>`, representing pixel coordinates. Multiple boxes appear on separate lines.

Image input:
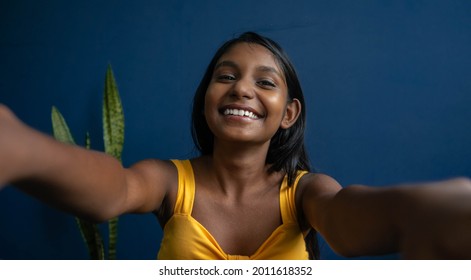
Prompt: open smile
<box><xmin>223</xmin><ymin>108</ymin><xmax>259</xmax><ymax>119</ymax></box>
<box><xmin>219</xmin><ymin>105</ymin><xmax>263</xmax><ymax>120</ymax></box>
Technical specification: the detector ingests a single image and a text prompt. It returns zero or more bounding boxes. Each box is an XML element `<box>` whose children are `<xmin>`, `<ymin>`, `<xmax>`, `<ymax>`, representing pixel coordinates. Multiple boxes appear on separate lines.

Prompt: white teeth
<box><xmin>223</xmin><ymin>108</ymin><xmax>259</xmax><ymax>119</ymax></box>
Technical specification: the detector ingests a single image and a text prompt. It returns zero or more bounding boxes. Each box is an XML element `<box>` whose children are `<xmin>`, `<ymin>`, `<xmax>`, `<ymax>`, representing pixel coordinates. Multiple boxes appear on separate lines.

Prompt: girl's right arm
<box><xmin>0</xmin><ymin>104</ymin><xmax>175</xmax><ymax>222</ymax></box>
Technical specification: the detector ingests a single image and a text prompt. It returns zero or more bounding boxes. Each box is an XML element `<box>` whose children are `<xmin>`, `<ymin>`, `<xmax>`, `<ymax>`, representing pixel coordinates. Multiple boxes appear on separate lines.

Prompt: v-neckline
<box><xmin>186</xmin><ymin>213</ymin><xmax>291</xmax><ymax>259</ymax></box>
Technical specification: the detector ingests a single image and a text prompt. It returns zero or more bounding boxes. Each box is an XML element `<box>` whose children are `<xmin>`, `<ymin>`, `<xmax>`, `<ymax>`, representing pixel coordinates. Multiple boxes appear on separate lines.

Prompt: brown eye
<box><xmin>258</xmin><ymin>80</ymin><xmax>276</xmax><ymax>88</ymax></box>
<box><xmin>217</xmin><ymin>74</ymin><xmax>236</xmax><ymax>82</ymax></box>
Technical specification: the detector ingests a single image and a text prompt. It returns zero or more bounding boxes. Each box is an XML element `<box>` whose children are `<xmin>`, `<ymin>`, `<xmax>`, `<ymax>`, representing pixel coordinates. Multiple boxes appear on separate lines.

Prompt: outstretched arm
<box><xmin>0</xmin><ymin>104</ymin><xmax>175</xmax><ymax>222</ymax></box>
<box><xmin>298</xmin><ymin>173</ymin><xmax>471</xmax><ymax>259</ymax></box>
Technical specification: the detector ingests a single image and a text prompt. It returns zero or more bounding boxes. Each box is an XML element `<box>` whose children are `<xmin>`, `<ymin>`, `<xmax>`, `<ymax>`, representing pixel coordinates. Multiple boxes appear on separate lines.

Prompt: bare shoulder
<box><xmin>295</xmin><ymin>172</ymin><xmax>343</xmax><ymax>229</ymax></box>
<box><xmin>128</xmin><ymin>158</ymin><xmax>177</xmax><ymax>181</ymax></box>
<box><xmin>297</xmin><ymin>172</ymin><xmax>343</xmax><ymax>199</ymax></box>
<box><xmin>123</xmin><ymin>159</ymin><xmax>178</xmax><ymax>214</ymax></box>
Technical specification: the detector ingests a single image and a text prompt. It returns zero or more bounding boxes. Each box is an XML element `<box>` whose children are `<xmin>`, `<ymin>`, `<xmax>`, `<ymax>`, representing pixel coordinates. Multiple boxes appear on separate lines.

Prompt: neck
<box><xmin>203</xmin><ymin>140</ymin><xmax>279</xmax><ymax>198</ymax></box>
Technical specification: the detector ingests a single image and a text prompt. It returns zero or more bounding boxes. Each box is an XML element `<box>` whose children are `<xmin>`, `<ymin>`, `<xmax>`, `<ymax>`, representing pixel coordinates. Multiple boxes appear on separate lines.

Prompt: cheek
<box><xmin>203</xmin><ymin>90</ymin><xmax>215</xmax><ymax>115</ymax></box>
<box><xmin>264</xmin><ymin>94</ymin><xmax>289</xmax><ymax>118</ymax></box>
<box><xmin>203</xmin><ymin>90</ymin><xmax>221</xmax><ymax>125</ymax></box>
<box><xmin>204</xmin><ymin>83</ymin><xmax>226</xmax><ymax>112</ymax></box>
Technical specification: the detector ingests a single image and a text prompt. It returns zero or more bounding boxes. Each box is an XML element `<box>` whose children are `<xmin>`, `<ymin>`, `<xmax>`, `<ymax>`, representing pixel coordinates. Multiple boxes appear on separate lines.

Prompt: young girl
<box><xmin>1</xmin><ymin>32</ymin><xmax>471</xmax><ymax>259</ymax></box>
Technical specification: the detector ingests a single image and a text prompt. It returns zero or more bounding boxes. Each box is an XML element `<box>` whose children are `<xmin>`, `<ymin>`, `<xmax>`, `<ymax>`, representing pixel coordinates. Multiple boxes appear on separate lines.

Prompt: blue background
<box><xmin>1</xmin><ymin>0</ymin><xmax>470</xmax><ymax>259</ymax></box>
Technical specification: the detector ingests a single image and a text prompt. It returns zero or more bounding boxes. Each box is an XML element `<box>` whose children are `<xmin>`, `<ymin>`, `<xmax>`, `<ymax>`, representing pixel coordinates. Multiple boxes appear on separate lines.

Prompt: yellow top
<box><xmin>157</xmin><ymin>159</ymin><xmax>309</xmax><ymax>260</ymax></box>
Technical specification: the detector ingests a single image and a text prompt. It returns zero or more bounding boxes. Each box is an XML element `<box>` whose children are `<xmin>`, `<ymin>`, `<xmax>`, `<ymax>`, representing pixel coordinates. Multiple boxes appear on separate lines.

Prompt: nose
<box><xmin>231</xmin><ymin>78</ymin><xmax>254</xmax><ymax>99</ymax></box>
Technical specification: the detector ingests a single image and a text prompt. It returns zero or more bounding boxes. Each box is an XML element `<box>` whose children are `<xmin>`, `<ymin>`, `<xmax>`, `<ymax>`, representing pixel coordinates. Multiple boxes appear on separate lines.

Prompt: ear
<box><xmin>280</xmin><ymin>98</ymin><xmax>301</xmax><ymax>129</ymax></box>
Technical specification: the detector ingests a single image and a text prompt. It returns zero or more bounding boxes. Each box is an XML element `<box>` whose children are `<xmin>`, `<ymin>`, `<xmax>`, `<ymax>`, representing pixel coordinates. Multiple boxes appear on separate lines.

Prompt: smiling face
<box><xmin>203</xmin><ymin>42</ymin><xmax>300</xmax><ymax>147</ymax></box>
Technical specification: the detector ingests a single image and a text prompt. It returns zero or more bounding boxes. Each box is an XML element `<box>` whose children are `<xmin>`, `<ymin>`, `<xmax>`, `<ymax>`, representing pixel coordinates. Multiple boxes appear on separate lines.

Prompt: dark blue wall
<box><xmin>1</xmin><ymin>0</ymin><xmax>470</xmax><ymax>259</ymax></box>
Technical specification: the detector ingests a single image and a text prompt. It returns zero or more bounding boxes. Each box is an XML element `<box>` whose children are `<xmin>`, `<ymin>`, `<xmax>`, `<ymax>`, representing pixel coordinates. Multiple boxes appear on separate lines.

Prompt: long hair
<box><xmin>191</xmin><ymin>32</ymin><xmax>319</xmax><ymax>259</ymax></box>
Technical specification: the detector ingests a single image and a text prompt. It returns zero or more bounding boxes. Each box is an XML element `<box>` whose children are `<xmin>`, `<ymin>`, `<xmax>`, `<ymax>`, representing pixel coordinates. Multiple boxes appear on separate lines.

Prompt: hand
<box><xmin>399</xmin><ymin>178</ymin><xmax>471</xmax><ymax>259</ymax></box>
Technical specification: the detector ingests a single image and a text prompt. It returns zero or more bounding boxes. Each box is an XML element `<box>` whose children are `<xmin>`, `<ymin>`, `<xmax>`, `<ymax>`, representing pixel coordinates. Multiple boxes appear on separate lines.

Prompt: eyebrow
<box><xmin>214</xmin><ymin>60</ymin><xmax>283</xmax><ymax>79</ymax></box>
<box><xmin>214</xmin><ymin>60</ymin><xmax>238</xmax><ymax>70</ymax></box>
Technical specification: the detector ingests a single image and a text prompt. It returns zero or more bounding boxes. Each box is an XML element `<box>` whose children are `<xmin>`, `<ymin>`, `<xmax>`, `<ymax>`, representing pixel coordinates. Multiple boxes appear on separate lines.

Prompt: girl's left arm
<box><xmin>298</xmin><ymin>174</ymin><xmax>471</xmax><ymax>259</ymax></box>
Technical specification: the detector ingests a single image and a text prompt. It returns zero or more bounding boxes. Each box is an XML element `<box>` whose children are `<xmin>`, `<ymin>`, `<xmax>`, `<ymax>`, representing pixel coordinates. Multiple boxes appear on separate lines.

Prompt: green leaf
<box><xmin>75</xmin><ymin>218</ymin><xmax>105</xmax><ymax>260</ymax></box>
<box><xmin>51</xmin><ymin>106</ymin><xmax>75</xmax><ymax>145</ymax></box>
<box><xmin>108</xmin><ymin>217</ymin><xmax>119</xmax><ymax>260</ymax></box>
<box><xmin>103</xmin><ymin>64</ymin><xmax>125</xmax><ymax>161</ymax></box>
<box><xmin>103</xmin><ymin>64</ymin><xmax>123</xmax><ymax>259</ymax></box>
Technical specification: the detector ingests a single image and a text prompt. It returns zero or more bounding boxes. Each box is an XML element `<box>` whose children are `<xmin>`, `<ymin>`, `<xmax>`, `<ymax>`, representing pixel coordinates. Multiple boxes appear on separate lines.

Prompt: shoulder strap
<box><xmin>279</xmin><ymin>171</ymin><xmax>308</xmax><ymax>224</ymax></box>
<box><xmin>170</xmin><ymin>159</ymin><xmax>196</xmax><ymax>215</ymax></box>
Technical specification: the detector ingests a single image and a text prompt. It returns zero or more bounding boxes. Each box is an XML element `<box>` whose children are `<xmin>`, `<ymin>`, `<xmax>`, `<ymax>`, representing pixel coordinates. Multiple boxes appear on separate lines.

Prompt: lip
<box><xmin>219</xmin><ymin>104</ymin><xmax>264</xmax><ymax>118</ymax></box>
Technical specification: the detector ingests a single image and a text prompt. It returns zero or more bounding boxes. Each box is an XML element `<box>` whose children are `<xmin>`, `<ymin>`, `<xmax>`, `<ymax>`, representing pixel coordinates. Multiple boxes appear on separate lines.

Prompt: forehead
<box><xmin>217</xmin><ymin>42</ymin><xmax>282</xmax><ymax>72</ymax></box>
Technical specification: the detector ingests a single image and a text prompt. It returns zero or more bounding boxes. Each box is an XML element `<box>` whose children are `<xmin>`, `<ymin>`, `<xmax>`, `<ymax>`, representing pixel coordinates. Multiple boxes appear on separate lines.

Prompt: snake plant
<box><xmin>51</xmin><ymin>65</ymin><xmax>124</xmax><ymax>259</ymax></box>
